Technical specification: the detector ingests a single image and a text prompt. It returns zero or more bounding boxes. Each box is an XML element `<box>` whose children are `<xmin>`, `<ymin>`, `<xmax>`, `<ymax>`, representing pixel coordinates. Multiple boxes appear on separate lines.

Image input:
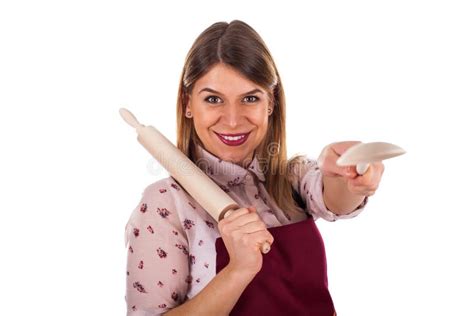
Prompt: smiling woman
<box><xmin>199</xmin><ymin>85</ymin><xmax>264</xmax><ymax>147</ymax></box>
<box><xmin>176</xmin><ymin>21</ymin><xmax>305</xmax><ymax>220</ymax></box>
<box><xmin>185</xmin><ymin>64</ymin><xmax>272</xmax><ymax>166</ymax></box>
<box><xmin>125</xmin><ymin>20</ymin><xmax>369</xmax><ymax>316</ymax></box>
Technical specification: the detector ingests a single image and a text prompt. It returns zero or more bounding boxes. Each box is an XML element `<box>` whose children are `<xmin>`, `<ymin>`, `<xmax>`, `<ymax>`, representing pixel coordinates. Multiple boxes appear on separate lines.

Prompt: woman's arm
<box><xmin>125</xmin><ymin>180</ymin><xmax>191</xmax><ymax>315</ymax></box>
<box><xmin>166</xmin><ymin>205</ymin><xmax>273</xmax><ymax>315</ymax></box>
<box><xmin>164</xmin><ymin>266</ymin><xmax>255</xmax><ymax>315</ymax></box>
<box><xmin>167</xmin><ymin>206</ymin><xmax>273</xmax><ymax>315</ymax></box>
<box><xmin>288</xmin><ymin>155</ymin><xmax>366</xmax><ymax>221</ymax></box>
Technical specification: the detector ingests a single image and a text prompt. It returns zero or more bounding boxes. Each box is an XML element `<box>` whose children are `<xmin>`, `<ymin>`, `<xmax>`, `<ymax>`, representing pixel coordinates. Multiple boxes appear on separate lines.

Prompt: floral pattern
<box><xmin>124</xmin><ymin>143</ymin><xmax>367</xmax><ymax>314</ymax></box>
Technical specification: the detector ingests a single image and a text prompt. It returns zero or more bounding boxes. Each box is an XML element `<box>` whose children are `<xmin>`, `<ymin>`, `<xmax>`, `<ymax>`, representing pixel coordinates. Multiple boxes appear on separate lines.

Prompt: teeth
<box><xmin>221</xmin><ymin>135</ymin><xmax>245</xmax><ymax>141</ymax></box>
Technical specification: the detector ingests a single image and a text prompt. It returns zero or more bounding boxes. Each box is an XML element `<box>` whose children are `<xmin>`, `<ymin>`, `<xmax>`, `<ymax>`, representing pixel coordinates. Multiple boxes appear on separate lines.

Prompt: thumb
<box><xmin>343</xmin><ymin>165</ymin><xmax>359</xmax><ymax>179</ymax></box>
<box><xmin>331</xmin><ymin>141</ymin><xmax>361</xmax><ymax>156</ymax></box>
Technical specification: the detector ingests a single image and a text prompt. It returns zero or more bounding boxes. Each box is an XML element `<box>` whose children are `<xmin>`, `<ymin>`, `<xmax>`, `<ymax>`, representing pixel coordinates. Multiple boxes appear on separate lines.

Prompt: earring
<box><xmin>186</xmin><ymin>111</ymin><xmax>192</xmax><ymax>118</ymax></box>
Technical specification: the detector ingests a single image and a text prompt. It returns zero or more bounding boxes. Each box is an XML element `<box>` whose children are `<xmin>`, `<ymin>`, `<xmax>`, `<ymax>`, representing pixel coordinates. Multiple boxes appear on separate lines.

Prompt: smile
<box><xmin>214</xmin><ymin>131</ymin><xmax>251</xmax><ymax>146</ymax></box>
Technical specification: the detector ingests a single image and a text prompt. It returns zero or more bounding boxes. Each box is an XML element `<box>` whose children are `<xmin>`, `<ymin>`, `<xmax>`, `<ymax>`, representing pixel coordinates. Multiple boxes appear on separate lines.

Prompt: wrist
<box><xmin>225</xmin><ymin>264</ymin><xmax>257</xmax><ymax>283</ymax></box>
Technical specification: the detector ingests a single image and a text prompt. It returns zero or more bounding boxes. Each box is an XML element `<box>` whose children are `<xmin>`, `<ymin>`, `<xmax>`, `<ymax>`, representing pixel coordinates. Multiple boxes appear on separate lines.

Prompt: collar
<box><xmin>194</xmin><ymin>143</ymin><xmax>266</xmax><ymax>188</ymax></box>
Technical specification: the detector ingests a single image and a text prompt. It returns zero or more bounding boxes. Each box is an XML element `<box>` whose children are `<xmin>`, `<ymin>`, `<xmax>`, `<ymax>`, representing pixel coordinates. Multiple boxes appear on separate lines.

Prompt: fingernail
<box><xmin>262</xmin><ymin>245</ymin><xmax>271</xmax><ymax>254</ymax></box>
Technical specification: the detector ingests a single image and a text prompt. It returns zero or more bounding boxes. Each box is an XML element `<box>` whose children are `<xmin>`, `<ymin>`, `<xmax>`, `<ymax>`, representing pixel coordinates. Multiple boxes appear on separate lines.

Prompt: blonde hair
<box><xmin>176</xmin><ymin>20</ymin><xmax>306</xmax><ymax>219</ymax></box>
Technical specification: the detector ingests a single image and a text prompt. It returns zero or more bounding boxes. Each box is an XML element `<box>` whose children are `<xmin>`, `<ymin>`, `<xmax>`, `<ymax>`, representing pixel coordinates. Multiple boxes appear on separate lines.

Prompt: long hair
<box><xmin>176</xmin><ymin>20</ymin><xmax>306</xmax><ymax>219</ymax></box>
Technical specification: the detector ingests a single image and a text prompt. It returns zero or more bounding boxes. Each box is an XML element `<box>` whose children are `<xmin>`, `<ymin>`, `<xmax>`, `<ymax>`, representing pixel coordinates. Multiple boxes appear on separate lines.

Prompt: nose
<box><xmin>221</xmin><ymin>102</ymin><xmax>243</xmax><ymax>128</ymax></box>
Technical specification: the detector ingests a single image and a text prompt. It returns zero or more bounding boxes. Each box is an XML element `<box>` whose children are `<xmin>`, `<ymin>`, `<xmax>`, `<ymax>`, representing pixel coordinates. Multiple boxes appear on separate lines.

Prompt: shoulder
<box><xmin>288</xmin><ymin>154</ymin><xmax>318</xmax><ymax>175</ymax></box>
<box><xmin>126</xmin><ymin>177</ymin><xmax>186</xmax><ymax>231</ymax></box>
<box><xmin>128</xmin><ymin>176</ymin><xmax>218</xmax><ymax>237</ymax></box>
<box><xmin>140</xmin><ymin>176</ymin><xmax>185</xmax><ymax>207</ymax></box>
<box><xmin>287</xmin><ymin>154</ymin><xmax>319</xmax><ymax>189</ymax></box>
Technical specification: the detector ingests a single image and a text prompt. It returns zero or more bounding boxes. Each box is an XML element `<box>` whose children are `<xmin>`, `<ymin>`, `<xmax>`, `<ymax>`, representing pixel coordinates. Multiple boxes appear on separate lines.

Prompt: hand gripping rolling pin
<box><xmin>119</xmin><ymin>108</ymin><xmax>271</xmax><ymax>254</ymax></box>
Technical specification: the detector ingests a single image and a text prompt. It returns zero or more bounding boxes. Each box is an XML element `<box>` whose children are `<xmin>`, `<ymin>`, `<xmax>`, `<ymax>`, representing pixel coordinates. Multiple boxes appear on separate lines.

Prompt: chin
<box><xmin>214</xmin><ymin>147</ymin><xmax>246</xmax><ymax>162</ymax></box>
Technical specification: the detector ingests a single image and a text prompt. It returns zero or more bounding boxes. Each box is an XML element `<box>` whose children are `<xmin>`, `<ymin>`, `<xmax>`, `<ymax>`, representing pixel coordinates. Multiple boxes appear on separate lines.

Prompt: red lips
<box><xmin>215</xmin><ymin>131</ymin><xmax>250</xmax><ymax>137</ymax></box>
<box><xmin>215</xmin><ymin>131</ymin><xmax>251</xmax><ymax>146</ymax></box>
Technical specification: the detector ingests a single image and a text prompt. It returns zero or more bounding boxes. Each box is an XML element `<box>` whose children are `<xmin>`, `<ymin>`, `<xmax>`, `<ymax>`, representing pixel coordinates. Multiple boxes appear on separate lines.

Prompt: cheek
<box><xmin>252</xmin><ymin>111</ymin><xmax>269</xmax><ymax>131</ymax></box>
<box><xmin>248</xmin><ymin>117</ymin><xmax>269</xmax><ymax>145</ymax></box>
<box><xmin>192</xmin><ymin>109</ymin><xmax>217</xmax><ymax>130</ymax></box>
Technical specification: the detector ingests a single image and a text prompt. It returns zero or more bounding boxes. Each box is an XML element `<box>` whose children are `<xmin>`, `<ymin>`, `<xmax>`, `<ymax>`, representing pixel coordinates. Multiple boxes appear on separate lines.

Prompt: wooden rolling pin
<box><xmin>119</xmin><ymin>108</ymin><xmax>271</xmax><ymax>254</ymax></box>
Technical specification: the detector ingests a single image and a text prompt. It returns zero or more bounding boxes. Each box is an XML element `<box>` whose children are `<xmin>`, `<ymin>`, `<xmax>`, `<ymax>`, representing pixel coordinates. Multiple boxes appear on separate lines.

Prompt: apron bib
<box><xmin>215</xmin><ymin>217</ymin><xmax>337</xmax><ymax>316</ymax></box>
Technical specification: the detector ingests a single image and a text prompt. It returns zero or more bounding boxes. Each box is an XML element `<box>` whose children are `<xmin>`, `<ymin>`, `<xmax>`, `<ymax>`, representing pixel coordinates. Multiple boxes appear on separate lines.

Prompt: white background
<box><xmin>1</xmin><ymin>0</ymin><xmax>473</xmax><ymax>315</ymax></box>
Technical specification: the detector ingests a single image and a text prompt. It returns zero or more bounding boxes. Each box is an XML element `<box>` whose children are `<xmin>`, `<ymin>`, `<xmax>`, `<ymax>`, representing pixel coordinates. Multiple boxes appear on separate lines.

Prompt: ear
<box><xmin>268</xmin><ymin>95</ymin><xmax>276</xmax><ymax>115</ymax></box>
<box><xmin>268</xmin><ymin>103</ymin><xmax>274</xmax><ymax>116</ymax></box>
<box><xmin>184</xmin><ymin>94</ymin><xmax>191</xmax><ymax>113</ymax></box>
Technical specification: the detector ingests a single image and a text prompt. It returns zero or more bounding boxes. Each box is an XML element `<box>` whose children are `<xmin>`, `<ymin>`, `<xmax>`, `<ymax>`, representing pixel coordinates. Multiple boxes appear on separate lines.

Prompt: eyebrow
<box><xmin>198</xmin><ymin>87</ymin><xmax>264</xmax><ymax>96</ymax></box>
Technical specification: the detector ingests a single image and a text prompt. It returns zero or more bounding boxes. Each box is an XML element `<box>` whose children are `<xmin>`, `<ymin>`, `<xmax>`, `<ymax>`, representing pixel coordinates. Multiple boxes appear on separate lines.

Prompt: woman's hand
<box><xmin>317</xmin><ymin>141</ymin><xmax>385</xmax><ymax>197</ymax></box>
<box><xmin>218</xmin><ymin>206</ymin><xmax>274</xmax><ymax>278</ymax></box>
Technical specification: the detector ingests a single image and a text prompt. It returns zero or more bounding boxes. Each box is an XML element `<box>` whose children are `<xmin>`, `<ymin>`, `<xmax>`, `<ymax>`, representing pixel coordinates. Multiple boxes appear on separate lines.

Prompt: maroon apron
<box><xmin>215</xmin><ymin>217</ymin><xmax>337</xmax><ymax>316</ymax></box>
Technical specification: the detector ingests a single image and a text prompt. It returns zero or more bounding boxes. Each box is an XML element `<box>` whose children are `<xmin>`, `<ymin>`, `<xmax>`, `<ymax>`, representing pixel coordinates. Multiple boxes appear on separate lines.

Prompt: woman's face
<box><xmin>186</xmin><ymin>63</ymin><xmax>273</xmax><ymax>167</ymax></box>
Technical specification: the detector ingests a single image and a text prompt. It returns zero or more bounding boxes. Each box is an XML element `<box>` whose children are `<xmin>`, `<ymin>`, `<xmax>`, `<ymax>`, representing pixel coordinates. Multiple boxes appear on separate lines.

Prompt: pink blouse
<box><xmin>124</xmin><ymin>143</ymin><xmax>367</xmax><ymax>315</ymax></box>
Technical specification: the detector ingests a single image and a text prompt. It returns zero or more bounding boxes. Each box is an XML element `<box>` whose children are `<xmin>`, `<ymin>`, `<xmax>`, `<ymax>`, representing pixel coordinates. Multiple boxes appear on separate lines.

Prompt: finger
<box><xmin>239</xmin><ymin>220</ymin><xmax>268</xmax><ymax>234</ymax></box>
<box><xmin>348</xmin><ymin>177</ymin><xmax>378</xmax><ymax>192</ymax></box>
<box><xmin>346</xmin><ymin>184</ymin><xmax>373</xmax><ymax>196</ymax></box>
<box><xmin>347</xmin><ymin>185</ymin><xmax>375</xmax><ymax>196</ymax></box>
<box><xmin>323</xmin><ymin>144</ymin><xmax>362</xmax><ymax>177</ymax></box>
<box><xmin>246</xmin><ymin>230</ymin><xmax>275</xmax><ymax>249</ymax></box>
<box><xmin>343</xmin><ymin>166</ymin><xmax>358</xmax><ymax>179</ymax></box>
<box><xmin>330</xmin><ymin>141</ymin><xmax>362</xmax><ymax>156</ymax></box>
<box><xmin>350</xmin><ymin>165</ymin><xmax>374</xmax><ymax>186</ymax></box>
<box><xmin>231</xmin><ymin>212</ymin><xmax>261</xmax><ymax>228</ymax></box>
<box><xmin>347</xmin><ymin>176</ymin><xmax>378</xmax><ymax>195</ymax></box>
<box><xmin>320</xmin><ymin>147</ymin><xmax>348</xmax><ymax>177</ymax></box>
<box><xmin>223</xmin><ymin>207</ymin><xmax>249</xmax><ymax>221</ymax></box>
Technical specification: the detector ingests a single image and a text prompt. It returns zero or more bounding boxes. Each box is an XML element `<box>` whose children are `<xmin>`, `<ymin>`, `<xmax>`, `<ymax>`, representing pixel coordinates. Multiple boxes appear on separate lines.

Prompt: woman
<box><xmin>125</xmin><ymin>20</ymin><xmax>384</xmax><ymax>315</ymax></box>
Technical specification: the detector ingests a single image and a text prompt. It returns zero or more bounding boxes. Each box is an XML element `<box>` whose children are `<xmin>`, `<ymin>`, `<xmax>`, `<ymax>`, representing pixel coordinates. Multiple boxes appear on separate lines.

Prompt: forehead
<box><xmin>193</xmin><ymin>63</ymin><xmax>264</xmax><ymax>95</ymax></box>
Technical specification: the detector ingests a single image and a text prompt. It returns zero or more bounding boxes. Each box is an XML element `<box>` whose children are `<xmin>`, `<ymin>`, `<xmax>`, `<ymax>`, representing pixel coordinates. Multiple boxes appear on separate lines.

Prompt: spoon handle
<box><xmin>356</xmin><ymin>163</ymin><xmax>370</xmax><ymax>175</ymax></box>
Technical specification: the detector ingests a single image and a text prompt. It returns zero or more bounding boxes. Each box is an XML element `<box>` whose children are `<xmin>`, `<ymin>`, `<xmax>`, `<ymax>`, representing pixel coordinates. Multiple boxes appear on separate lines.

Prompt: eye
<box><xmin>204</xmin><ymin>95</ymin><xmax>222</xmax><ymax>104</ymax></box>
<box><xmin>243</xmin><ymin>95</ymin><xmax>260</xmax><ymax>103</ymax></box>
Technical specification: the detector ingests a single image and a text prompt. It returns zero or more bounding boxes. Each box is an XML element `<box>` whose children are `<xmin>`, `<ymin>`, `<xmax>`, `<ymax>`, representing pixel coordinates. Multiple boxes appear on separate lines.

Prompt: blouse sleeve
<box><xmin>289</xmin><ymin>156</ymin><xmax>368</xmax><ymax>222</ymax></box>
<box><xmin>125</xmin><ymin>181</ymin><xmax>190</xmax><ymax>315</ymax></box>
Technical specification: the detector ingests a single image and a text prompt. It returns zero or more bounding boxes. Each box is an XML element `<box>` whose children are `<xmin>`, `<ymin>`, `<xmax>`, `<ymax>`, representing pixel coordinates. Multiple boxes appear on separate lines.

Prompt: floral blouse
<box><xmin>124</xmin><ymin>143</ymin><xmax>368</xmax><ymax>315</ymax></box>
